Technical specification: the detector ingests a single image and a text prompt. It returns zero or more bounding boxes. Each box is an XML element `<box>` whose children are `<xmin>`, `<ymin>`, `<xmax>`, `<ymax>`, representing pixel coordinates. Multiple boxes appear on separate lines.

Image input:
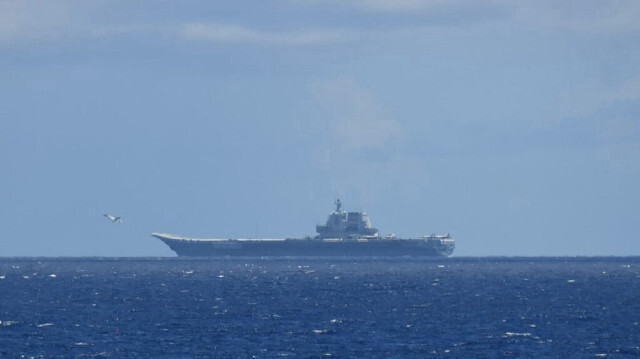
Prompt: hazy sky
<box><xmin>2</xmin><ymin>1</ymin><xmax>639</xmax><ymax>256</ymax></box>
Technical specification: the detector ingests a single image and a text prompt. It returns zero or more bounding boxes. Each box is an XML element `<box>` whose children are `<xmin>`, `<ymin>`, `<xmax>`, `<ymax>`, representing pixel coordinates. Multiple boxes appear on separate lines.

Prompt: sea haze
<box><xmin>1</xmin><ymin>257</ymin><xmax>639</xmax><ymax>358</ymax></box>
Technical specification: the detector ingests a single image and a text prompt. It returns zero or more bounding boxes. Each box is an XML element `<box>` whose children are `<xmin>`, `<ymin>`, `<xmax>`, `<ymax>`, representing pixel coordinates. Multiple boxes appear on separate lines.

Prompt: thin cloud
<box><xmin>351</xmin><ymin>0</ymin><xmax>450</xmax><ymax>12</ymax></box>
<box><xmin>183</xmin><ymin>22</ymin><xmax>357</xmax><ymax>46</ymax></box>
<box><xmin>507</xmin><ymin>0</ymin><xmax>640</xmax><ymax>34</ymax></box>
<box><xmin>89</xmin><ymin>23</ymin><xmax>170</xmax><ymax>38</ymax></box>
<box><xmin>4</xmin><ymin>1</ymin><xmax>640</xmax><ymax>48</ymax></box>
<box><xmin>293</xmin><ymin>0</ymin><xmax>452</xmax><ymax>12</ymax></box>
<box><xmin>296</xmin><ymin>0</ymin><xmax>640</xmax><ymax>34</ymax></box>
<box><xmin>0</xmin><ymin>1</ymin><xmax>357</xmax><ymax>47</ymax></box>
<box><xmin>0</xmin><ymin>1</ymin><xmax>72</xmax><ymax>43</ymax></box>
<box><xmin>551</xmin><ymin>75</ymin><xmax>640</xmax><ymax>124</ymax></box>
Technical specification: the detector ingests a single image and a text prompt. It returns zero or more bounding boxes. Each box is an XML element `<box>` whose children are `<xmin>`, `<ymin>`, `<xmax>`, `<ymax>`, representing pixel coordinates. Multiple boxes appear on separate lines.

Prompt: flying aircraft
<box><xmin>103</xmin><ymin>214</ymin><xmax>122</xmax><ymax>223</ymax></box>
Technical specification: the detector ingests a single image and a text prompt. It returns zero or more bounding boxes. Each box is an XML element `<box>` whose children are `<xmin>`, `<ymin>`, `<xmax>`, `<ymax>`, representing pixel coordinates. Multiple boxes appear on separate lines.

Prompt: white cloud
<box><xmin>308</xmin><ymin>78</ymin><xmax>428</xmax><ymax>207</ymax></box>
<box><xmin>311</xmin><ymin>78</ymin><xmax>404</xmax><ymax>150</ymax></box>
<box><xmin>183</xmin><ymin>23</ymin><xmax>356</xmax><ymax>46</ymax></box>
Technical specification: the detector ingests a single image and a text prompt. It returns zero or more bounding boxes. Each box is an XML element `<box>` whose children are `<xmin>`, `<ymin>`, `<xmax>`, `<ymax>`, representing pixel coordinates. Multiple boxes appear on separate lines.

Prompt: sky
<box><xmin>1</xmin><ymin>0</ymin><xmax>639</xmax><ymax>257</ymax></box>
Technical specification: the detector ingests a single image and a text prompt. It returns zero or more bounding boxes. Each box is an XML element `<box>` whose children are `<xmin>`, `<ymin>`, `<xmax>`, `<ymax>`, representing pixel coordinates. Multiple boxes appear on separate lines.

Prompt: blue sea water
<box><xmin>1</xmin><ymin>257</ymin><xmax>639</xmax><ymax>358</ymax></box>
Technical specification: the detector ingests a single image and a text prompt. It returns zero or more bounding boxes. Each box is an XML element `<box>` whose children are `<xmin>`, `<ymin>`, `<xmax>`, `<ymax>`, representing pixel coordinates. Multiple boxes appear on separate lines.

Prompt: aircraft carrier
<box><xmin>152</xmin><ymin>199</ymin><xmax>455</xmax><ymax>257</ymax></box>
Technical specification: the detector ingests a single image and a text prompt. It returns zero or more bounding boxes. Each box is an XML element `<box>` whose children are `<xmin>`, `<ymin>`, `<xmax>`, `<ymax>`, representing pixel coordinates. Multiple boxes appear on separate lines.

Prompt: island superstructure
<box><xmin>152</xmin><ymin>199</ymin><xmax>455</xmax><ymax>257</ymax></box>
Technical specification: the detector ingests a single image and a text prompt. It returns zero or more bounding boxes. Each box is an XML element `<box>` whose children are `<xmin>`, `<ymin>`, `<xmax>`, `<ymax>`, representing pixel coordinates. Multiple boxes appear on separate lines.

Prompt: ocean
<box><xmin>1</xmin><ymin>257</ymin><xmax>639</xmax><ymax>358</ymax></box>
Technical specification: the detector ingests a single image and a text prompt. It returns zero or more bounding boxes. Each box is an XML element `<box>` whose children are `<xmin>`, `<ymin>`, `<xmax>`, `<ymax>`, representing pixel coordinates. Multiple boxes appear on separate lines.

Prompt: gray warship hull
<box><xmin>152</xmin><ymin>199</ymin><xmax>455</xmax><ymax>257</ymax></box>
<box><xmin>152</xmin><ymin>233</ymin><xmax>455</xmax><ymax>257</ymax></box>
